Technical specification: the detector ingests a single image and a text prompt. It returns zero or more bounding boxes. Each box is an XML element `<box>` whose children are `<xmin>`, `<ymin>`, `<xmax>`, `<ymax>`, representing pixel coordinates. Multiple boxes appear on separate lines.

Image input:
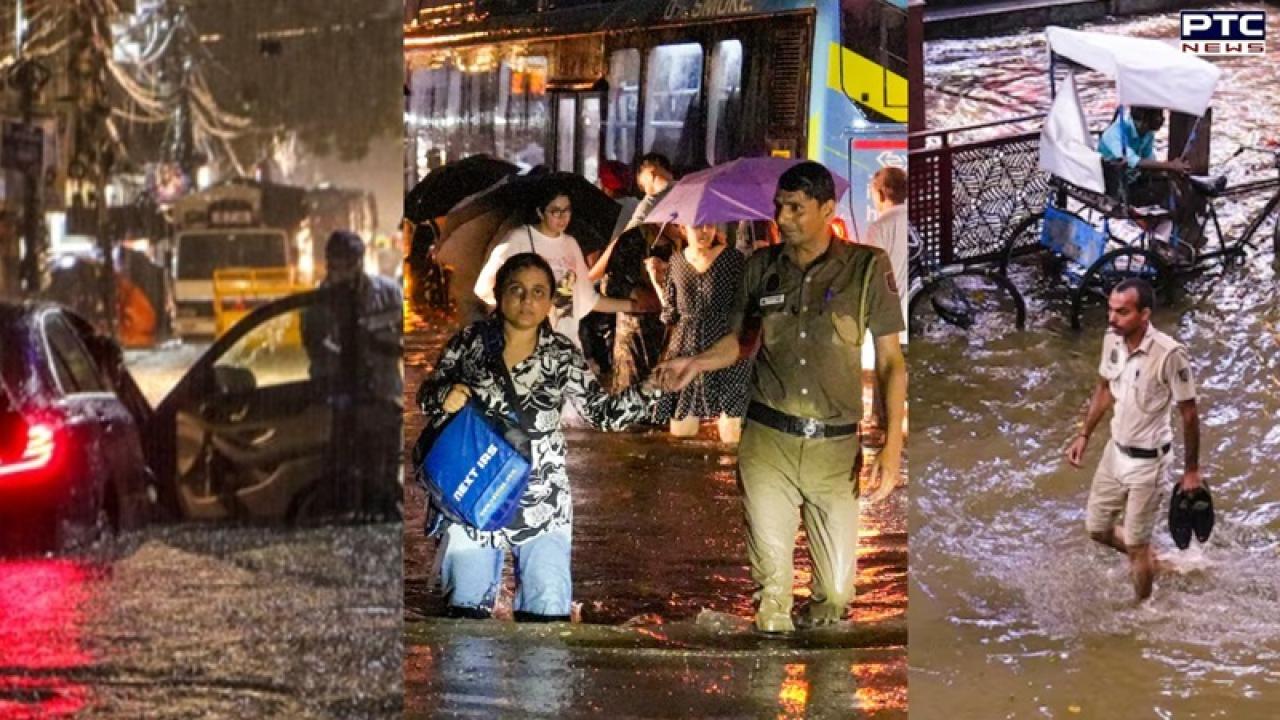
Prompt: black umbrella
<box><xmin>404</xmin><ymin>154</ymin><xmax>519</xmax><ymax>224</ymax></box>
<box><xmin>445</xmin><ymin>171</ymin><xmax>621</xmax><ymax>256</ymax></box>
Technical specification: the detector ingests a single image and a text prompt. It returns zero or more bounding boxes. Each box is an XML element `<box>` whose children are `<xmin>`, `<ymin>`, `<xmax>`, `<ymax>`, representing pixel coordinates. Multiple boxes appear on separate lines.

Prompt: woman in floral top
<box><xmin>418</xmin><ymin>252</ymin><xmax>661</xmax><ymax>621</ymax></box>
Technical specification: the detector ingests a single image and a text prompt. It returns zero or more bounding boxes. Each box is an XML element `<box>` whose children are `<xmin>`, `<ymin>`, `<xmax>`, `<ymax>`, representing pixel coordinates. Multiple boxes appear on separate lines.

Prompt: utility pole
<box><xmin>160</xmin><ymin>0</ymin><xmax>196</xmax><ymax>179</ymax></box>
<box><xmin>67</xmin><ymin>0</ymin><xmax>119</xmax><ymax>335</ymax></box>
<box><xmin>7</xmin><ymin>0</ymin><xmax>51</xmax><ymax>295</ymax></box>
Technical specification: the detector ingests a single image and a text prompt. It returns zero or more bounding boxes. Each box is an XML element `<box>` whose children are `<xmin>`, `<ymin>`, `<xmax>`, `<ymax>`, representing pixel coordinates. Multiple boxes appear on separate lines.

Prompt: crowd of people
<box><xmin>415</xmin><ymin>155</ymin><xmax>910</xmax><ymax>632</ymax></box>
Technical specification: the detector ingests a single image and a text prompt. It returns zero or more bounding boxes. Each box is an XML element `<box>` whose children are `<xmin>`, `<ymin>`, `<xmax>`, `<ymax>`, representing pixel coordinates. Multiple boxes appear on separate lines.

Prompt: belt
<box><xmin>746</xmin><ymin>403</ymin><xmax>858</xmax><ymax>439</ymax></box>
<box><xmin>1115</xmin><ymin>442</ymin><xmax>1172</xmax><ymax>459</ymax></box>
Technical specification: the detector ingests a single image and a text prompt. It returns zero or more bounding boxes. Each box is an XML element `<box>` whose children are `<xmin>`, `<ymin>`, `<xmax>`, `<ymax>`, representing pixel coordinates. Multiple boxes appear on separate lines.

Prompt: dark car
<box><xmin>0</xmin><ymin>284</ymin><xmax>402</xmax><ymax>555</ymax></box>
<box><xmin>0</xmin><ymin>304</ymin><xmax>153</xmax><ymax>552</ymax></box>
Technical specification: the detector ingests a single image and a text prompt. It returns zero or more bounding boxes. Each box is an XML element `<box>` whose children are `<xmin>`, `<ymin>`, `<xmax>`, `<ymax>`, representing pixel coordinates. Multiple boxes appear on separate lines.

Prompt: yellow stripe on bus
<box><xmin>826</xmin><ymin>43</ymin><xmax>908</xmax><ymax>123</ymax></box>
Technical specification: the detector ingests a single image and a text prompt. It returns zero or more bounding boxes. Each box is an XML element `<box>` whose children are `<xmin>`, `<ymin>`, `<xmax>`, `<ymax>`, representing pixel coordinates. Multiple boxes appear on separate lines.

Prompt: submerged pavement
<box><xmin>0</xmin><ymin>524</ymin><xmax>402</xmax><ymax>719</ymax></box>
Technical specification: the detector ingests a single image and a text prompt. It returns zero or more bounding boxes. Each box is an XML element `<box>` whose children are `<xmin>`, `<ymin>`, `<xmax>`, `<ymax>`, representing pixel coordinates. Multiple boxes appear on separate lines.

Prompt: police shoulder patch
<box><xmin>885</xmin><ymin>270</ymin><xmax>899</xmax><ymax>296</ymax></box>
<box><xmin>1178</xmin><ymin>368</ymin><xmax>1190</xmax><ymax>383</ymax></box>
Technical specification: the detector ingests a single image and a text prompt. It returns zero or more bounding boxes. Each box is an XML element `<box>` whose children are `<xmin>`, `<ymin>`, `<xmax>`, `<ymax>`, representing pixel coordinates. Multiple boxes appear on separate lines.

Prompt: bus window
<box><xmin>556</xmin><ymin>96</ymin><xmax>577</xmax><ymax>172</ymax></box>
<box><xmin>643</xmin><ymin>43</ymin><xmax>703</xmax><ymax>162</ymax></box>
<box><xmin>581</xmin><ymin>95</ymin><xmax>601</xmax><ymax>182</ymax></box>
<box><xmin>605</xmin><ymin>49</ymin><xmax>640</xmax><ymax>163</ymax></box>
<box><xmin>706</xmin><ymin>40</ymin><xmax>744</xmax><ymax>166</ymax></box>
<box><xmin>841</xmin><ymin>1</ymin><xmax>908</xmax><ymax>77</ymax></box>
<box><xmin>506</xmin><ymin>56</ymin><xmax>550</xmax><ymax>169</ymax></box>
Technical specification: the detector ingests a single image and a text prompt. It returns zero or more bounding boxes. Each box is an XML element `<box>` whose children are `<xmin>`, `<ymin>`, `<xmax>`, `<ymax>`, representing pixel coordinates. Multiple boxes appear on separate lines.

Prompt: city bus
<box><xmin>403</xmin><ymin>0</ymin><xmax>908</xmax><ymax>237</ymax></box>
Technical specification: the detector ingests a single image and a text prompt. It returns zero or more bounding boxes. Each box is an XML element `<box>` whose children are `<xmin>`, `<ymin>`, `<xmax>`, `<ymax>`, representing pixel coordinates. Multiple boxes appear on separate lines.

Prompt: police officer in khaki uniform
<box><xmin>655</xmin><ymin>162</ymin><xmax>906</xmax><ymax>632</ymax></box>
<box><xmin>1067</xmin><ymin>278</ymin><xmax>1200</xmax><ymax>602</ymax></box>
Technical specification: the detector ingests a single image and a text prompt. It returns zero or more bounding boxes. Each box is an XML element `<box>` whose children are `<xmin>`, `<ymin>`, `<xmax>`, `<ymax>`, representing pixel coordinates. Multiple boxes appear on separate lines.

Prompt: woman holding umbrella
<box><xmin>647</xmin><ymin>224</ymin><xmax>750</xmax><ymax>444</ymax></box>
<box><xmin>474</xmin><ymin>181</ymin><xmax>653</xmax><ymax>354</ymax></box>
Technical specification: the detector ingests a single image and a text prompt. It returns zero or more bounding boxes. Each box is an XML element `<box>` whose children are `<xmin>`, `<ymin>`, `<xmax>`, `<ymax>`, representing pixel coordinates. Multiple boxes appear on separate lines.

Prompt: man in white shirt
<box><xmin>867</xmin><ymin>167</ymin><xmax>908</xmax><ymax>335</ymax></box>
<box><xmin>1066</xmin><ymin>279</ymin><xmax>1201</xmax><ymax>602</ymax></box>
<box><xmin>861</xmin><ymin>167</ymin><xmax>909</xmax><ymax>439</ymax></box>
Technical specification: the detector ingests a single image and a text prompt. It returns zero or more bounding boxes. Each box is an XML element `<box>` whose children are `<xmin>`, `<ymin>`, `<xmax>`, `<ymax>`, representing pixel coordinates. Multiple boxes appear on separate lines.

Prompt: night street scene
<box><xmin>1</xmin><ymin>1</ymin><xmax>404</xmax><ymax>718</ymax></box>
<box><xmin>910</xmin><ymin>3</ymin><xmax>1280</xmax><ymax>719</ymax></box>
<box><xmin>404</xmin><ymin>1</ymin><xmax>909</xmax><ymax>717</ymax></box>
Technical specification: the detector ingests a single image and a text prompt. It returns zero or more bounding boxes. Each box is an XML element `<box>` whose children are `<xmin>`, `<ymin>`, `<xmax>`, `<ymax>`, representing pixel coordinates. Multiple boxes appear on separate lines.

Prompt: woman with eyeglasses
<box><xmin>474</xmin><ymin>181</ymin><xmax>651</xmax><ymax>353</ymax></box>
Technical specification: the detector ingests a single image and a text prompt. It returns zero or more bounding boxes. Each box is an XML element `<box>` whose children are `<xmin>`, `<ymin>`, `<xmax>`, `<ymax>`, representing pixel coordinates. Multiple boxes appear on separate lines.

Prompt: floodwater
<box><xmin>915</xmin><ymin>6</ymin><xmax>1280</xmax><ymax>719</ymax></box>
<box><xmin>0</xmin><ymin>524</ymin><xmax>402</xmax><ymax>719</ymax></box>
<box><xmin>402</xmin><ymin>297</ymin><xmax>908</xmax><ymax>718</ymax></box>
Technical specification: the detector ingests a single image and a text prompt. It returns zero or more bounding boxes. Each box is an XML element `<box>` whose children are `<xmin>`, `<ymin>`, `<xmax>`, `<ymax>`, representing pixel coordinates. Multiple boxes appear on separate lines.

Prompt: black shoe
<box><xmin>1168</xmin><ymin>482</ymin><xmax>1195</xmax><ymax>550</ymax></box>
<box><xmin>513</xmin><ymin>611</ymin><xmax>571</xmax><ymax>623</ymax></box>
<box><xmin>1188</xmin><ymin>486</ymin><xmax>1215</xmax><ymax>544</ymax></box>
<box><xmin>445</xmin><ymin>605</ymin><xmax>493</xmax><ymax>620</ymax></box>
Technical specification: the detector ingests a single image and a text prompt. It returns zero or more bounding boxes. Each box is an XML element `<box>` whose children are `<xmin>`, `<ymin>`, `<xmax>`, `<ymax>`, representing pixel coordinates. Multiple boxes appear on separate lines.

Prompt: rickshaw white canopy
<box><xmin>1045</xmin><ymin>26</ymin><xmax>1221</xmax><ymax>117</ymax></box>
<box><xmin>1040</xmin><ymin>73</ymin><xmax>1106</xmax><ymax>192</ymax></box>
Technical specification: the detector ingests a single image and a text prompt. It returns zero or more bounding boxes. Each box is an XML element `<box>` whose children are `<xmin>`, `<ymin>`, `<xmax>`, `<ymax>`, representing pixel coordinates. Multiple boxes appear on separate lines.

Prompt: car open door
<box><xmin>146</xmin><ymin>285</ymin><xmax>363</xmax><ymax>523</ymax></box>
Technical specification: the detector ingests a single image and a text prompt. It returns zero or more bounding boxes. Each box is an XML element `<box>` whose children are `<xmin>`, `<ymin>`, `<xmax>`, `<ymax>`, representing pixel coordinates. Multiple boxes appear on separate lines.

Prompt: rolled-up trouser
<box><xmin>1086</xmin><ymin>440</ymin><xmax>1169</xmax><ymax>547</ymax></box>
<box><xmin>737</xmin><ymin>420</ymin><xmax>860</xmax><ymax>624</ymax></box>
<box><xmin>439</xmin><ymin>524</ymin><xmax>573</xmax><ymax>617</ymax></box>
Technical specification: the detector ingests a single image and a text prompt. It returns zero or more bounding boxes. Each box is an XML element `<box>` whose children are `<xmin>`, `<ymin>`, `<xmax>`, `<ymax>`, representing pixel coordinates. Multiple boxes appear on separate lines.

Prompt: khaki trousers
<box><xmin>737</xmin><ymin>420</ymin><xmax>860</xmax><ymax>625</ymax></box>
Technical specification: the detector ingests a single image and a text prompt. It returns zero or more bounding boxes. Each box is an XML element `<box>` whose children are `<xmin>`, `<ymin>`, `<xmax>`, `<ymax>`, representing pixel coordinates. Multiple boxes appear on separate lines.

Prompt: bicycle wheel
<box><xmin>997</xmin><ymin>212</ymin><xmax>1045</xmax><ymax>276</ymax></box>
<box><xmin>1069</xmin><ymin>247</ymin><xmax>1171</xmax><ymax>331</ymax></box>
<box><xmin>909</xmin><ymin>268</ymin><xmax>1028</xmax><ymax>334</ymax></box>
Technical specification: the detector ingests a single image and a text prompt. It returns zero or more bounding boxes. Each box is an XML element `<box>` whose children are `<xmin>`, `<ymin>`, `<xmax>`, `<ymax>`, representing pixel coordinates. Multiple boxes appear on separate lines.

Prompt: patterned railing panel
<box><xmin>948</xmin><ymin>132</ymin><xmax>1051</xmax><ymax>264</ymax></box>
<box><xmin>909</xmin><ymin>126</ymin><xmax>1052</xmax><ymax>270</ymax></box>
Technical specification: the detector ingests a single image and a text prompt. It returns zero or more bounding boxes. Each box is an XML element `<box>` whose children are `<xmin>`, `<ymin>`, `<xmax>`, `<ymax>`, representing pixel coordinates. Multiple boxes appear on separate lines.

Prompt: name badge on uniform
<box><xmin>759</xmin><ymin>293</ymin><xmax>786</xmax><ymax>308</ymax></box>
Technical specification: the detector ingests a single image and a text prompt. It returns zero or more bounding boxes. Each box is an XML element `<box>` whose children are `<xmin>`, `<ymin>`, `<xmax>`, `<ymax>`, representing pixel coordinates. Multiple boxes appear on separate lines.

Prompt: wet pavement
<box><xmin>125</xmin><ymin>340</ymin><xmax>210</xmax><ymax>405</ymax></box>
<box><xmin>403</xmin><ymin>301</ymin><xmax>907</xmax><ymax>718</ymax></box>
<box><xmin>0</xmin><ymin>524</ymin><xmax>402</xmax><ymax>719</ymax></box>
<box><xmin>915</xmin><ymin>8</ymin><xmax>1280</xmax><ymax>719</ymax></box>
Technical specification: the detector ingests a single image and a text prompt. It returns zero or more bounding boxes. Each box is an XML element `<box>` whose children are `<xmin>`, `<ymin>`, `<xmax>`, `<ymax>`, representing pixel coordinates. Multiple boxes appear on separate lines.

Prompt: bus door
<box><xmin>549</xmin><ymin>86</ymin><xmax>604</xmax><ymax>183</ymax></box>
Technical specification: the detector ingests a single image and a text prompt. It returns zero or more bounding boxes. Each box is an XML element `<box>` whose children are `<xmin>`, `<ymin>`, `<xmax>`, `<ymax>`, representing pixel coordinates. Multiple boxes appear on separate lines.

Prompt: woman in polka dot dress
<box><xmin>646</xmin><ymin>224</ymin><xmax>751</xmax><ymax>444</ymax></box>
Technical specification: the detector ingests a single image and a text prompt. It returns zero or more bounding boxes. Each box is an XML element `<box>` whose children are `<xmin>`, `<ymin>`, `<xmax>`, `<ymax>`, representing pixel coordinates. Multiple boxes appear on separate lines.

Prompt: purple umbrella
<box><xmin>644</xmin><ymin>157</ymin><xmax>851</xmax><ymax>227</ymax></box>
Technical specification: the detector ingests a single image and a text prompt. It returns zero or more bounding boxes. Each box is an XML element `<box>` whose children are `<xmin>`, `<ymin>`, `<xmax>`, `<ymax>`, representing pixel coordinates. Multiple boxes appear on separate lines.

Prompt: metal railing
<box><xmin>908</xmin><ymin>114</ymin><xmax>1052</xmax><ymax>269</ymax></box>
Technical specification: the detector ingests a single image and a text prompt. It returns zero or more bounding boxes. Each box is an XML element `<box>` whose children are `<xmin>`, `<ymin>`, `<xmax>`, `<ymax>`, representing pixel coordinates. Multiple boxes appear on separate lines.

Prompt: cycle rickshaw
<box><xmin>997</xmin><ymin>27</ymin><xmax>1280</xmax><ymax>329</ymax></box>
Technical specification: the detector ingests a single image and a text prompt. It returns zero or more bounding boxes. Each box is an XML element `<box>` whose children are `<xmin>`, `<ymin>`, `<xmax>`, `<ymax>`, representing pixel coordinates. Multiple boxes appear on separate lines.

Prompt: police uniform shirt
<box><xmin>1098</xmin><ymin>325</ymin><xmax>1196</xmax><ymax>450</ymax></box>
<box><xmin>730</xmin><ymin>239</ymin><xmax>903</xmax><ymax>424</ymax></box>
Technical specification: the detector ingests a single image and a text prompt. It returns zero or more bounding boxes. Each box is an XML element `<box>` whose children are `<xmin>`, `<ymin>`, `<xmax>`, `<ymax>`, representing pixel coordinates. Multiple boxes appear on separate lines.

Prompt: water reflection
<box><xmin>917</xmin><ymin>6</ymin><xmax>1280</xmax><ymax>717</ymax></box>
<box><xmin>0</xmin><ymin>559</ymin><xmax>94</xmax><ymax>718</ymax></box>
<box><xmin>776</xmin><ymin>663</ymin><xmax>809</xmax><ymax>718</ymax></box>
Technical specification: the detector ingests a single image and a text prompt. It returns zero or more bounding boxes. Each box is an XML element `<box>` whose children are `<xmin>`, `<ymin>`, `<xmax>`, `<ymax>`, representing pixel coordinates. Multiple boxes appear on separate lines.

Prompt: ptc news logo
<box><xmin>1180</xmin><ymin>10</ymin><xmax>1267</xmax><ymax>55</ymax></box>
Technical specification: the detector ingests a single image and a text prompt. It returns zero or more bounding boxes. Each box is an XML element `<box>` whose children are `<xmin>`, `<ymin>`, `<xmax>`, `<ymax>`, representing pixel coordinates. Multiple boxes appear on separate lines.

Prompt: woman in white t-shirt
<box><xmin>474</xmin><ymin>184</ymin><xmax>649</xmax><ymax>350</ymax></box>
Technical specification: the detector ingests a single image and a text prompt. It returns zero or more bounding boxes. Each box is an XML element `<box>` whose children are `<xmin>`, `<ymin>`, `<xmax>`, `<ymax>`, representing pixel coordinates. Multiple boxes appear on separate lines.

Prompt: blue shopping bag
<box><xmin>418</xmin><ymin>403</ymin><xmax>530</xmax><ymax>532</ymax></box>
<box><xmin>1040</xmin><ymin>206</ymin><xmax>1106</xmax><ymax>269</ymax></box>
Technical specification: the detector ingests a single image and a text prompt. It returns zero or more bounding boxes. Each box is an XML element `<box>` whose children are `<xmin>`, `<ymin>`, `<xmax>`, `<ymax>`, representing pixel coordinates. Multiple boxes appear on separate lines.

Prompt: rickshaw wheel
<box><xmin>998</xmin><ymin>210</ymin><xmax>1085</xmax><ymax>283</ymax></box>
<box><xmin>996</xmin><ymin>212</ymin><xmax>1045</xmax><ymax>277</ymax></box>
<box><xmin>1069</xmin><ymin>248</ymin><xmax>1171</xmax><ymax>331</ymax></box>
<box><xmin>909</xmin><ymin>268</ymin><xmax>1028</xmax><ymax>334</ymax></box>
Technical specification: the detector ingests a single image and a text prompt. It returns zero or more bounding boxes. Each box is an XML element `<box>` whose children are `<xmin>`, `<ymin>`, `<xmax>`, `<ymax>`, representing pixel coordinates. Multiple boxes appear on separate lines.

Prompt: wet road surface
<box><xmin>0</xmin><ymin>524</ymin><xmax>402</xmax><ymax>719</ymax></box>
<box><xmin>403</xmin><ymin>301</ymin><xmax>907</xmax><ymax>718</ymax></box>
<box><xmin>125</xmin><ymin>340</ymin><xmax>210</xmax><ymax>405</ymax></box>
<box><xmin>915</xmin><ymin>7</ymin><xmax>1280</xmax><ymax>719</ymax></box>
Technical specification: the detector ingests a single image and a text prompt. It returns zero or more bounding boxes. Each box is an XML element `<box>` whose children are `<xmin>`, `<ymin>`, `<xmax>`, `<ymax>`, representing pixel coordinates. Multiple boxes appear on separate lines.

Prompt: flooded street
<box><xmin>0</xmin><ymin>524</ymin><xmax>402</xmax><ymax>719</ymax></box>
<box><xmin>403</xmin><ymin>297</ymin><xmax>907</xmax><ymax>718</ymax></box>
<box><xmin>125</xmin><ymin>341</ymin><xmax>210</xmax><ymax>405</ymax></box>
<box><xmin>915</xmin><ymin>6</ymin><xmax>1280</xmax><ymax>719</ymax></box>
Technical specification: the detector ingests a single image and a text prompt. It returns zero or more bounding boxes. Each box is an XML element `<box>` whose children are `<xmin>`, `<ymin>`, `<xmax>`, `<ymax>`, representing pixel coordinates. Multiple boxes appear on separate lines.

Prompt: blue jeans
<box><xmin>439</xmin><ymin>524</ymin><xmax>572</xmax><ymax>618</ymax></box>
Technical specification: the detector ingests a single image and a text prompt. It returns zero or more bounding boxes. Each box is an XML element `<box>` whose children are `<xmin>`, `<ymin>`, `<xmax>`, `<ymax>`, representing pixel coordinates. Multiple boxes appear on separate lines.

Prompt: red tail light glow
<box><xmin>830</xmin><ymin>218</ymin><xmax>851</xmax><ymax>242</ymax></box>
<box><xmin>0</xmin><ymin>422</ymin><xmax>58</xmax><ymax>478</ymax></box>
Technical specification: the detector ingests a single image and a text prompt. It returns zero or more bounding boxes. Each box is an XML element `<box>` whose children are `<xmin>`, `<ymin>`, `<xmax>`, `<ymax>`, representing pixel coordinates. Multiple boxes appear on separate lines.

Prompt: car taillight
<box><xmin>0</xmin><ymin>422</ymin><xmax>59</xmax><ymax>479</ymax></box>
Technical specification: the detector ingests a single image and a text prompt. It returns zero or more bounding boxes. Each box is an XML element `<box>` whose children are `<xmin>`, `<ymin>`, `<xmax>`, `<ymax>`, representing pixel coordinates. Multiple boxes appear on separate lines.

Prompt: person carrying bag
<box><xmin>416</xmin><ymin>252</ymin><xmax>663</xmax><ymax>622</ymax></box>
